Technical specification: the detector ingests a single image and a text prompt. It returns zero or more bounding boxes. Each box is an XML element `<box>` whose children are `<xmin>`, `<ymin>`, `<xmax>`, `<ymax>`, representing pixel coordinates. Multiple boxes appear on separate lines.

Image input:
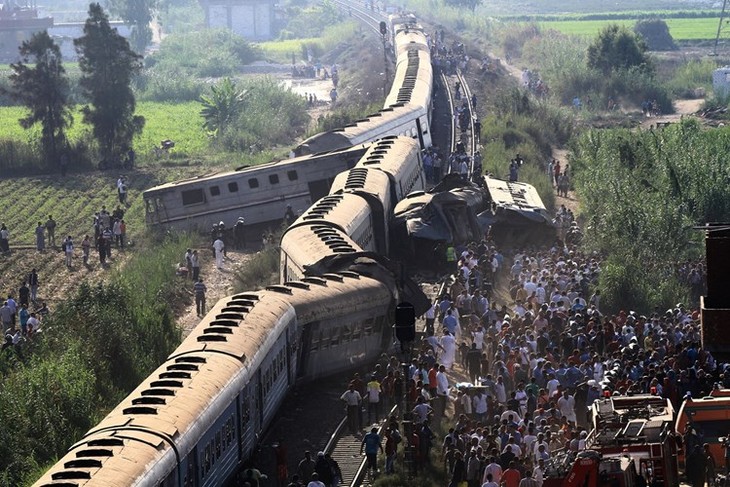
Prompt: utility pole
<box><xmin>380</xmin><ymin>21</ymin><xmax>389</xmax><ymax>98</ymax></box>
<box><xmin>714</xmin><ymin>0</ymin><xmax>728</xmax><ymax>56</ymax></box>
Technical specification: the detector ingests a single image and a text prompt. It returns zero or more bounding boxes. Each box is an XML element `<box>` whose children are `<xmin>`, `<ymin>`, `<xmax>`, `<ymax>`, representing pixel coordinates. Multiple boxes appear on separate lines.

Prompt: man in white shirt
<box><xmin>436</xmin><ymin>365</ymin><xmax>450</xmax><ymax>420</ymax></box>
<box><xmin>213</xmin><ymin>237</ymin><xmax>225</xmax><ymax>269</ymax></box>
<box><xmin>482</xmin><ymin>457</ymin><xmax>502</xmax><ymax>485</ymax></box>
<box><xmin>533</xmin><ymin>458</ymin><xmax>545</xmax><ymax>487</ymax></box>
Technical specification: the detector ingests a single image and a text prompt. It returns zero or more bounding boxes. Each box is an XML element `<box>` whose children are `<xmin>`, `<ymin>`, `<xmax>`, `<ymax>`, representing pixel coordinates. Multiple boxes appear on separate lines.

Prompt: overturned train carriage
<box><xmin>34</xmin><ymin>271</ymin><xmax>398</xmax><ymax>487</ymax></box>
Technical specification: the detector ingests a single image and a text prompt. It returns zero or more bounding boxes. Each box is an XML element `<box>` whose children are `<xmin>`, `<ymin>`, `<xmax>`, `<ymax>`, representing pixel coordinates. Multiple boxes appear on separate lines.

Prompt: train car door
<box><xmin>307</xmin><ymin>180</ymin><xmax>333</xmax><ymax>202</ymax></box>
<box><xmin>415</xmin><ymin>118</ymin><xmax>426</xmax><ymax>149</ymax></box>
<box><xmin>296</xmin><ymin>322</ymin><xmax>318</xmax><ymax>379</ymax></box>
<box><xmin>181</xmin><ymin>448</ymin><xmax>198</xmax><ymax>487</ymax></box>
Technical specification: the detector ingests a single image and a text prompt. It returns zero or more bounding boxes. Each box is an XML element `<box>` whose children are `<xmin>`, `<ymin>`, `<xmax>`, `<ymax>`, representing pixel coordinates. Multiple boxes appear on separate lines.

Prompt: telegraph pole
<box><xmin>380</xmin><ymin>21</ymin><xmax>389</xmax><ymax>97</ymax></box>
<box><xmin>714</xmin><ymin>0</ymin><xmax>728</xmax><ymax>56</ymax></box>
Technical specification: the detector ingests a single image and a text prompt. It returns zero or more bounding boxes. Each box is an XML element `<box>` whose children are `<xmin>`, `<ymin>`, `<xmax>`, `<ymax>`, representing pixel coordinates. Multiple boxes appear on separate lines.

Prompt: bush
<box><xmin>235</xmin><ymin>246</ymin><xmax>279</xmax><ymax>291</ymax></box>
<box><xmin>667</xmin><ymin>58</ymin><xmax>716</xmax><ymax>99</ymax></box>
<box><xmin>211</xmin><ymin>77</ymin><xmax>309</xmax><ymax>152</ymax></box>
<box><xmin>634</xmin><ymin>19</ymin><xmax>678</xmax><ymax>51</ymax></box>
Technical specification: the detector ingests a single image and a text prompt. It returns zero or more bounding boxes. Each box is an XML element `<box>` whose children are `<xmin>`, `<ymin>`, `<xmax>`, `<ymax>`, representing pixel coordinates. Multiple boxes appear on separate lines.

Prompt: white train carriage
<box><xmin>356</xmin><ymin>136</ymin><xmax>426</xmax><ymax>202</ymax></box>
<box><xmin>35</xmin><ymin>271</ymin><xmax>398</xmax><ymax>487</ymax></box>
<box><xmin>385</xmin><ymin>48</ymin><xmax>433</xmax><ymax>111</ymax></box>
<box><xmin>142</xmin><ymin>145</ymin><xmax>367</xmax><ymax>232</ymax></box>
<box><xmin>294</xmin><ymin>101</ymin><xmax>432</xmax><ymax>155</ymax></box>
<box><xmin>288</xmin><ymin>193</ymin><xmax>379</xmax><ymax>253</ymax></box>
<box><xmin>34</xmin><ymin>292</ymin><xmax>298</xmax><ymax>487</ymax></box>
<box><xmin>279</xmin><ymin>224</ymin><xmax>362</xmax><ymax>283</ymax></box>
<box><xmin>330</xmin><ymin>167</ymin><xmax>393</xmax><ymax>255</ymax></box>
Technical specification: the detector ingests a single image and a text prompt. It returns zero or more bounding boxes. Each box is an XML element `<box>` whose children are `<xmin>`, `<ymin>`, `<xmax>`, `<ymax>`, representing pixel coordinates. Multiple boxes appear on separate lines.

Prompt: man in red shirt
<box><xmin>502</xmin><ymin>460</ymin><xmax>522</xmax><ymax>487</ymax></box>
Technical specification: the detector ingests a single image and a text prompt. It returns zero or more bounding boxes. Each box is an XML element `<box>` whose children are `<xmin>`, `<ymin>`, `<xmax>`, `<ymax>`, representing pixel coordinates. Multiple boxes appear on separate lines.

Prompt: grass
<box><xmin>259</xmin><ymin>22</ymin><xmax>358</xmax><ymax>63</ymax></box>
<box><xmin>0</xmin><ymin>101</ymin><xmax>209</xmax><ymax>160</ymax></box>
<box><xmin>0</xmin><ymin>166</ymin><xmax>202</xmax><ymax>246</ymax></box>
<box><xmin>537</xmin><ymin>17</ymin><xmax>722</xmax><ymax>40</ymax></box>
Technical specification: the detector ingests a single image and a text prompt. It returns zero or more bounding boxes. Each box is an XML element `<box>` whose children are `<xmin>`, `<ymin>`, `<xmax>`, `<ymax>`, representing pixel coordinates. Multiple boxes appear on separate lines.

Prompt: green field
<box><xmin>538</xmin><ymin>17</ymin><xmax>721</xmax><ymax>40</ymax></box>
<box><xmin>0</xmin><ymin>101</ymin><xmax>208</xmax><ymax>160</ymax></box>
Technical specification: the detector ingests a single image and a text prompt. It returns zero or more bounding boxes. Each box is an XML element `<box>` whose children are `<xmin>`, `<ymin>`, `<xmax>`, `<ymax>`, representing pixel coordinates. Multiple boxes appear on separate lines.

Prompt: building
<box><xmin>0</xmin><ymin>1</ymin><xmax>52</xmax><ymax>61</ymax></box>
<box><xmin>198</xmin><ymin>0</ymin><xmax>274</xmax><ymax>40</ymax></box>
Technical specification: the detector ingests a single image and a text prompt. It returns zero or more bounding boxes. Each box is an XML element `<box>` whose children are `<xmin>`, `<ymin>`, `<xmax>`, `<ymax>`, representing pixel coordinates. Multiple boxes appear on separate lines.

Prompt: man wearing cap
<box><xmin>193</xmin><ymin>278</ymin><xmax>207</xmax><ymax>316</ymax></box>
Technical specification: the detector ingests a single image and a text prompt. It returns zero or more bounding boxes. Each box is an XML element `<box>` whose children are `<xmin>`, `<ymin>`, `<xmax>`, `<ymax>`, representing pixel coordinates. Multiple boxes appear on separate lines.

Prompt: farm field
<box><xmin>479</xmin><ymin>0</ymin><xmax>717</xmax><ymax>16</ymax></box>
<box><xmin>537</xmin><ymin>16</ymin><xmax>721</xmax><ymax>40</ymax></box>
<box><xmin>0</xmin><ymin>101</ymin><xmax>208</xmax><ymax>160</ymax></box>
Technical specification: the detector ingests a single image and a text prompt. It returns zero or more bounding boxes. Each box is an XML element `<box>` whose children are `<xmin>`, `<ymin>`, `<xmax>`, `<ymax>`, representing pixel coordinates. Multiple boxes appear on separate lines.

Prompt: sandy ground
<box><xmin>177</xmin><ymin>248</ymin><xmax>256</xmax><ymax>337</ymax></box>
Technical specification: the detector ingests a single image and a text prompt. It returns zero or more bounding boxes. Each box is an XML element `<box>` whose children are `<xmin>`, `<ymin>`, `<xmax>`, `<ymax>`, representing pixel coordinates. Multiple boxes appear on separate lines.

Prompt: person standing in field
<box><xmin>81</xmin><ymin>235</ymin><xmax>91</xmax><ymax>265</ymax></box>
<box><xmin>45</xmin><ymin>215</ymin><xmax>57</xmax><ymax>247</ymax></box>
<box><xmin>213</xmin><ymin>237</ymin><xmax>225</xmax><ymax>269</ymax></box>
<box><xmin>62</xmin><ymin>236</ymin><xmax>74</xmax><ymax>268</ymax></box>
<box><xmin>35</xmin><ymin>222</ymin><xmax>45</xmax><ymax>252</ymax></box>
<box><xmin>193</xmin><ymin>278</ymin><xmax>207</xmax><ymax>316</ymax></box>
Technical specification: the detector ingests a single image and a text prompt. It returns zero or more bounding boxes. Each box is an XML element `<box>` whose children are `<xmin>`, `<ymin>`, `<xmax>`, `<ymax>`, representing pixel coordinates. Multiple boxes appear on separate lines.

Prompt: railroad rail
<box><xmin>331</xmin><ymin>0</ymin><xmax>388</xmax><ymax>35</ymax></box>
<box><xmin>442</xmin><ymin>66</ymin><xmax>478</xmax><ymax>179</ymax></box>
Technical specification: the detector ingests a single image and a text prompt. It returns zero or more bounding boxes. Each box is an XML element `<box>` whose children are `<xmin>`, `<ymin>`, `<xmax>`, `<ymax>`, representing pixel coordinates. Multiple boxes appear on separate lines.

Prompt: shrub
<box><xmin>634</xmin><ymin>19</ymin><xmax>678</xmax><ymax>51</ymax></box>
<box><xmin>667</xmin><ymin>58</ymin><xmax>716</xmax><ymax>98</ymax></box>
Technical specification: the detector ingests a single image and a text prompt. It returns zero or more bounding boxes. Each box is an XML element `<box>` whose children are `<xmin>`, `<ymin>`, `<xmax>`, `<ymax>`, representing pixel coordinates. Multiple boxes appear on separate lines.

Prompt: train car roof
<box><xmin>357</xmin><ymin>136</ymin><xmax>421</xmax><ymax>174</ymax></box>
<box><xmin>280</xmin><ymin>224</ymin><xmax>361</xmax><ymax>272</ymax></box>
<box><xmin>143</xmin><ymin>144</ymin><xmax>367</xmax><ymax>194</ymax></box>
<box><xmin>280</xmin><ymin>273</ymin><xmax>394</xmax><ymax>324</ymax></box>
<box><xmin>483</xmin><ymin>176</ymin><xmax>552</xmax><ymax>226</ymax></box>
<box><xmin>385</xmin><ymin>49</ymin><xmax>432</xmax><ymax>108</ymax></box>
<box><xmin>291</xmin><ymin>193</ymin><xmax>371</xmax><ymax>233</ymax></box>
<box><xmin>33</xmin><ymin>429</ymin><xmax>174</xmax><ymax>487</ymax></box>
<box><xmin>330</xmin><ymin>166</ymin><xmax>392</xmax><ymax>201</ymax></box>
<box><xmin>171</xmin><ymin>292</ymin><xmax>294</xmax><ymax>359</ymax></box>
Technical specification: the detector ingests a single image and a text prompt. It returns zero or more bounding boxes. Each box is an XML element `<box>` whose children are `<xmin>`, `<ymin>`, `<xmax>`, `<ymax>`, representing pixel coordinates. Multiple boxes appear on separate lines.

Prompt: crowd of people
<box><xmin>2</xmin><ymin>269</ymin><xmax>48</xmax><ymax>356</ymax></box>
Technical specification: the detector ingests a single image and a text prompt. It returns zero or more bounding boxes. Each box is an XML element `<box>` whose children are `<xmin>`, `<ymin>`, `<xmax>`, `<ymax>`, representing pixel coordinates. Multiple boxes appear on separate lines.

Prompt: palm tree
<box><xmin>200</xmin><ymin>78</ymin><xmax>251</xmax><ymax>136</ymax></box>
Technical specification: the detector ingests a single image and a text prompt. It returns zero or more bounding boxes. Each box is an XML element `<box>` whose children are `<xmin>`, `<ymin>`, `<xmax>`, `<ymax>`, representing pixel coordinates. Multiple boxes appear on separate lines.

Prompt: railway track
<box><xmin>331</xmin><ymin>0</ymin><xmax>387</xmax><ymax>34</ymax></box>
<box><xmin>442</xmin><ymin>65</ymin><xmax>478</xmax><ymax>179</ymax></box>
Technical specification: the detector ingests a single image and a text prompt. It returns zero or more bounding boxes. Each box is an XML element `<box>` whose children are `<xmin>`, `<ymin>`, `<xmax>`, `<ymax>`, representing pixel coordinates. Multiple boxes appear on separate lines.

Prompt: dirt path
<box><xmin>639</xmin><ymin>98</ymin><xmax>704</xmax><ymax>129</ymax></box>
<box><xmin>177</xmin><ymin>247</ymin><xmax>255</xmax><ymax>337</ymax></box>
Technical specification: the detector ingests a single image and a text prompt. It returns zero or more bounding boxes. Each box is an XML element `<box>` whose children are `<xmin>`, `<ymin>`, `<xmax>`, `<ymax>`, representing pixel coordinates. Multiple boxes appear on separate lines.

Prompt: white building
<box><xmin>198</xmin><ymin>0</ymin><xmax>273</xmax><ymax>40</ymax></box>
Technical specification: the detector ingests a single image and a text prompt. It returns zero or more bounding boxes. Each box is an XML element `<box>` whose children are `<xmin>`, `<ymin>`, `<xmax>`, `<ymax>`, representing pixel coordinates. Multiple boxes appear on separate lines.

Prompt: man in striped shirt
<box><xmin>193</xmin><ymin>278</ymin><xmax>207</xmax><ymax>316</ymax></box>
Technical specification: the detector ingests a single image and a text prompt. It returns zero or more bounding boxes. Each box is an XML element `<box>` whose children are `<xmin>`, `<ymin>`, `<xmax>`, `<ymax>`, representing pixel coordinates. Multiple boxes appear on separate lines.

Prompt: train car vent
<box><xmin>76</xmin><ymin>449</ymin><xmax>113</xmax><ymax>458</ymax></box>
<box><xmin>64</xmin><ymin>459</ymin><xmax>103</xmax><ymax>469</ymax></box>
<box><xmin>302</xmin><ymin>276</ymin><xmax>328</xmax><ymax>286</ymax></box>
<box><xmin>160</xmin><ymin>371</ymin><xmax>191</xmax><ymax>379</ymax></box>
<box><xmin>221</xmin><ymin>306</ymin><xmax>249</xmax><ymax>314</ymax></box>
<box><xmin>210</xmin><ymin>319</ymin><xmax>239</xmax><ymax>327</ymax></box>
<box><xmin>197</xmin><ymin>335</ymin><xmax>227</xmax><ymax>342</ymax></box>
<box><xmin>265</xmin><ymin>285</ymin><xmax>294</xmax><ymax>295</ymax></box>
<box><xmin>203</xmin><ymin>327</ymin><xmax>233</xmax><ymax>334</ymax></box>
<box><xmin>141</xmin><ymin>388</ymin><xmax>175</xmax><ymax>396</ymax></box>
<box><xmin>380</xmin><ymin>135</ymin><xmax>399</xmax><ymax>141</ymax></box>
<box><xmin>151</xmin><ymin>380</ymin><xmax>183</xmax><ymax>388</ymax></box>
<box><xmin>168</xmin><ymin>363</ymin><xmax>200</xmax><ymax>371</ymax></box>
<box><xmin>215</xmin><ymin>312</ymin><xmax>243</xmax><ymax>320</ymax></box>
<box><xmin>40</xmin><ymin>483</ymin><xmax>77</xmax><ymax>487</ymax></box>
<box><xmin>51</xmin><ymin>472</ymin><xmax>92</xmax><ymax>480</ymax></box>
<box><xmin>176</xmin><ymin>356</ymin><xmax>207</xmax><ymax>364</ymax></box>
<box><xmin>132</xmin><ymin>396</ymin><xmax>167</xmax><ymax>405</ymax></box>
<box><xmin>283</xmin><ymin>281</ymin><xmax>311</xmax><ymax>290</ymax></box>
<box><xmin>321</xmin><ymin>273</ymin><xmax>345</xmax><ymax>282</ymax></box>
<box><xmin>123</xmin><ymin>406</ymin><xmax>158</xmax><ymax>415</ymax></box>
<box><xmin>339</xmin><ymin>271</ymin><xmax>361</xmax><ymax>279</ymax></box>
<box><xmin>232</xmin><ymin>293</ymin><xmax>259</xmax><ymax>301</ymax></box>
<box><xmin>88</xmin><ymin>439</ymin><xmax>124</xmax><ymax>447</ymax></box>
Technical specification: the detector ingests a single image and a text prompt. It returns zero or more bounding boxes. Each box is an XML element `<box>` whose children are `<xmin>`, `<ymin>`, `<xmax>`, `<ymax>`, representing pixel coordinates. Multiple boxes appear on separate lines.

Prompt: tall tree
<box><xmin>587</xmin><ymin>24</ymin><xmax>652</xmax><ymax>75</ymax></box>
<box><xmin>108</xmin><ymin>0</ymin><xmax>155</xmax><ymax>54</ymax></box>
<box><xmin>75</xmin><ymin>3</ymin><xmax>145</xmax><ymax>165</ymax></box>
<box><xmin>8</xmin><ymin>31</ymin><xmax>71</xmax><ymax>166</ymax></box>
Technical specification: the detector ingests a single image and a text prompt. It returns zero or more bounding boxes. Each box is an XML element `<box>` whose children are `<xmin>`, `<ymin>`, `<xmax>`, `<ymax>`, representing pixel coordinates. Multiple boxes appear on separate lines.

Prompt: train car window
<box><xmin>210</xmin><ymin>186</ymin><xmax>220</xmax><ymax>196</ymax></box>
<box><xmin>203</xmin><ymin>445</ymin><xmax>211</xmax><ymax>475</ymax></box>
<box><xmin>374</xmin><ymin>316</ymin><xmax>384</xmax><ymax>333</ymax></box>
<box><xmin>228</xmin><ymin>182</ymin><xmax>239</xmax><ymax>193</ymax></box>
<box><xmin>330</xmin><ymin>328</ymin><xmax>341</xmax><ymax>346</ymax></box>
<box><xmin>341</xmin><ymin>326</ymin><xmax>352</xmax><ymax>342</ymax></box>
<box><xmin>269</xmin><ymin>174</ymin><xmax>279</xmax><ymax>185</ymax></box>
<box><xmin>287</xmin><ymin>170</ymin><xmax>298</xmax><ymax>181</ymax></box>
<box><xmin>248</xmin><ymin>178</ymin><xmax>259</xmax><ymax>189</ymax></box>
<box><xmin>181</xmin><ymin>189</ymin><xmax>205</xmax><ymax>206</ymax></box>
<box><xmin>364</xmin><ymin>317</ymin><xmax>374</xmax><ymax>335</ymax></box>
<box><xmin>216</xmin><ymin>432</ymin><xmax>222</xmax><ymax>457</ymax></box>
<box><xmin>352</xmin><ymin>325</ymin><xmax>362</xmax><ymax>340</ymax></box>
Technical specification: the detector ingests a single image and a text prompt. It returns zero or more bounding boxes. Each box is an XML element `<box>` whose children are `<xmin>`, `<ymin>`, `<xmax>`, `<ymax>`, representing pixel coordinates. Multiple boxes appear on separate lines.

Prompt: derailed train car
<box><xmin>34</xmin><ymin>269</ymin><xmax>399</xmax><ymax>487</ymax></box>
